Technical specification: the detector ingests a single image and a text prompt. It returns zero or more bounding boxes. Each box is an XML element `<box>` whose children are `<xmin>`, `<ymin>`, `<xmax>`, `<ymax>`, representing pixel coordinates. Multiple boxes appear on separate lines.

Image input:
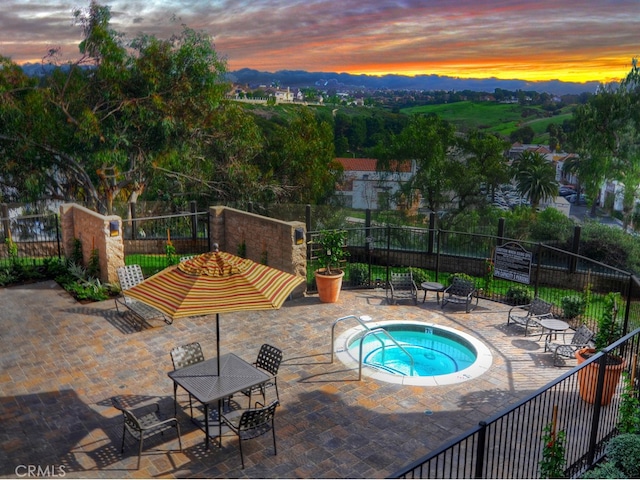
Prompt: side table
<box><xmin>421</xmin><ymin>281</ymin><xmax>445</xmax><ymax>304</ymax></box>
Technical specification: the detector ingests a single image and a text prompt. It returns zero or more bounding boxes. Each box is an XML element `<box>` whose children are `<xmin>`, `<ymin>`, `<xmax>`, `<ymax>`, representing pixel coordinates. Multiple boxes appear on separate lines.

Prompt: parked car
<box><xmin>559</xmin><ymin>186</ymin><xmax>576</xmax><ymax>197</ymax></box>
<box><xmin>567</xmin><ymin>193</ymin><xmax>589</xmax><ymax>204</ymax></box>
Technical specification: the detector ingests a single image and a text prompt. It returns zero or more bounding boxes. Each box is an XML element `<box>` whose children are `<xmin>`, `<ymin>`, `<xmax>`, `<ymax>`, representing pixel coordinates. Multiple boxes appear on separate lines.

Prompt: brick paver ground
<box><xmin>0</xmin><ymin>281</ymin><xmax>569</xmax><ymax>478</ymax></box>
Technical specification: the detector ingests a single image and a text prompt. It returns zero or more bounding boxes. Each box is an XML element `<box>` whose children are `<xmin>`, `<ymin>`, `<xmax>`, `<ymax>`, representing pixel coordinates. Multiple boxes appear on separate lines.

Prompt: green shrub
<box><xmin>506</xmin><ymin>285</ymin><xmax>533</xmax><ymax>305</ymax></box>
<box><xmin>605</xmin><ymin>433</ymin><xmax>640</xmax><ymax>478</ymax></box>
<box><xmin>409</xmin><ymin>267</ymin><xmax>431</xmax><ymax>285</ymax></box>
<box><xmin>561</xmin><ymin>295</ymin><xmax>586</xmax><ymax>319</ymax></box>
<box><xmin>581</xmin><ymin>462</ymin><xmax>626</xmax><ymax>479</ymax></box>
<box><xmin>348</xmin><ymin>263</ymin><xmax>369</xmax><ymax>286</ymax></box>
<box><xmin>447</xmin><ymin>272</ymin><xmax>474</xmax><ymax>286</ymax></box>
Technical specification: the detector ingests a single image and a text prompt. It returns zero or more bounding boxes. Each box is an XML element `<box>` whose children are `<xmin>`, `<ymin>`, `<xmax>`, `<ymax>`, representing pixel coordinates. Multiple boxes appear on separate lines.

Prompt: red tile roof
<box><xmin>335</xmin><ymin>158</ymin><xmax>412</xmax><ymax>172</ymax></box>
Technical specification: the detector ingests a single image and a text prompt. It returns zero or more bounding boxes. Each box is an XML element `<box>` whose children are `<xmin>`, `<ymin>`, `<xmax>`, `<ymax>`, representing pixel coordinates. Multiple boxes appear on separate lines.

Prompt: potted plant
<box><xmin>313</xmin><ymin>229</ymin><xmax>349</xmax><ymax>303</ymax></box>
<box><xmin>575</xmin><ymin>292</ymin><xmax>626</xmax><ymax>405</ymax></box>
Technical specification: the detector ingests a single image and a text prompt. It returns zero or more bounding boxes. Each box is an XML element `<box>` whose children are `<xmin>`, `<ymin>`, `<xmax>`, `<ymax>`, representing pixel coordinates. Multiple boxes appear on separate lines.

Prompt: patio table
<box><xmin>168</xmin><ymin>353</ymin><xmax>269</xmax><ymax>448</ymax></box>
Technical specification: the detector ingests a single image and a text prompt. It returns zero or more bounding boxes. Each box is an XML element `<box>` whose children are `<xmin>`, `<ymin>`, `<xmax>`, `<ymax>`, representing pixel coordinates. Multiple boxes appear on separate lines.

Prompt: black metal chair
<box><xmin>111</xmin><ymin>397</ymin><xmax>181</xmax><ymax>469</ymax></box>
<box><xmin>441</xmin><ymin>277</ymin><xmax>478</xmax><ymax>313</ymax></box>
<box><xmin>386</xmin><ymin>272</ymin><xmax>418</xmax><ymax>305</ymax></box>
<box><xmin>507</xmin><ymin>297</ymin><xmax>553</xmax><ymax>336</ymax></box>
<box><xmin>170</xmin><ymin>342</ymin><xmax>205</xmax><ymax>416</ymax></box>
<box><xmin>242</xmin><ymin>344</ymin><xmax>283</xmax><ymax>406</ymax></box>
<box><xmin>220</xmin><ymin>400</ymin><xmax>279</xmax><ymax>469</ymax></box>
<box><xmin>545</xmin><ymin>325</ymin><xmax>595</xmax><ymax>366</ymax></box>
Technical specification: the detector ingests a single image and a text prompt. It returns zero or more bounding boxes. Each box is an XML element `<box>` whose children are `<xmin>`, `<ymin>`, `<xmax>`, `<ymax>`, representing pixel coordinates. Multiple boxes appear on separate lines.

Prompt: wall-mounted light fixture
<box><xmin>109</xmin><ymin>220</ymin><xmax>120</xmax><ymax>237</ymax></box>
<box><xmin>295</xmin><ymin>227</ymin><xmax>305</xmax><ymax>245</ymax></box>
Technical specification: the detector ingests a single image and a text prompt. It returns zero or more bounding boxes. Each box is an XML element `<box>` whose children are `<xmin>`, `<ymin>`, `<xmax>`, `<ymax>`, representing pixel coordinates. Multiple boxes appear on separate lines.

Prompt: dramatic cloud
<box><xmin>1</xmin><ymin>0</ymin><xmax>638</xmax><ymax>83</ymax></box>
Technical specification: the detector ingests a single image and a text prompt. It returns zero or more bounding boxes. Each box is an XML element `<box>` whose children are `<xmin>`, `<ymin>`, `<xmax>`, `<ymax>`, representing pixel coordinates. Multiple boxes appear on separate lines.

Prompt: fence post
<box><xmin>366</xmin><ymin>209</ymin><xmax>372</xmax><ymax>284</ymax></box>
<box><xmin>130</xmin><ymin>202</ymin><xmax>137</xmax><ymax>240</ymax></box>
<box><xmin>190</xmin><ymin>201</ymin><xmax>197</xmax><ymax>241</ymax></box>
<box><xmin>1</xmin><ymin>203</ymin><xmax>10</xmax><ymax>242</ymax></box>
<box><xmin>435</xmin><ymin>229</ymin><xmax>441</xmax><ymax>282</ymax></box>
<box><xmin>428</xmin><ymin>212</ymin><xmax>436</xmax><ymax>254</ymax></box>
<box><xmin>569</xmin><ymin>226</ymin><xmax>581</xmax><ymax>273</ymax></box>
<box><xmin>474</xmin><ymin>421</ymin><xmax>487</xmax><ymax>478</ymax></box>
<box><xmin>586</xmin><ymin>352</ymin><xmax>608</xmax><ymax>468</ymax></box>
<box><xmin>497</xmin><ymin>217</ymin><xmax>505</xmax><ymax>246</ymax></box>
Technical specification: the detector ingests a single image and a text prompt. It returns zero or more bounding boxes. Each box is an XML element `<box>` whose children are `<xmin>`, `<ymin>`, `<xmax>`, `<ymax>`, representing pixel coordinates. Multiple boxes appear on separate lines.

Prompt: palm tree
<box><xmin>511</xmin><ymin>151</ymin><xmax>558</xmax><ymax>210</ymax></box>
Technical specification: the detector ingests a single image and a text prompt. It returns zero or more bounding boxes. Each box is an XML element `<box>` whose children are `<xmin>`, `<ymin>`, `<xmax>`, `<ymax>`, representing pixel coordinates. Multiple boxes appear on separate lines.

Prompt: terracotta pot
<box><xmin>315</xmin><ymin>269</ymin><xmax>344</xmax><ymax>303</ymax></box>
<box><xmin>575</xmin><ymin>347</ymin><xmax>626</xmax><ymax>405</ymax></box>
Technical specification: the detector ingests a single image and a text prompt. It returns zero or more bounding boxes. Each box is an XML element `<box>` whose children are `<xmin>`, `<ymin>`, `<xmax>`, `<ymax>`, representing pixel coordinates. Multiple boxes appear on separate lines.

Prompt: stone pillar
<box><xmin>60</xmin><ymin>204</ymin><xmax>124</xmax><ymax>283</ymax></box>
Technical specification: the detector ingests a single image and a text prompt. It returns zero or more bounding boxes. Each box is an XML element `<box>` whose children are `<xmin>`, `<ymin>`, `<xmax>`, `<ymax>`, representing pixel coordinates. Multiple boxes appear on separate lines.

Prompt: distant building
<box><xmin>334</xmin><ymin>158</ymin><xmax>417</xmax><ymax>210</ymax></box>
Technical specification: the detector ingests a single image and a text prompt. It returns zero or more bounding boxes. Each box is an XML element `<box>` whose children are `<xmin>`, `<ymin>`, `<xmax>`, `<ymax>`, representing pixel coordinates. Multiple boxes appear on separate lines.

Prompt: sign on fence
<box><xmin>493</xmin><ymin>242</ymin><xmax>532</xmax><ymax>284</ymax></box>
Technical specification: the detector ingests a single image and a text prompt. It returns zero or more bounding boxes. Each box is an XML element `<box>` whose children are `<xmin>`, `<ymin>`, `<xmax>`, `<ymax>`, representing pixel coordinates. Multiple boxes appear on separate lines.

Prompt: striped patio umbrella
<box><xmin>124</xmin><ymin>249</ymin><xmax>304</xmax><ymax>371</ymax></box>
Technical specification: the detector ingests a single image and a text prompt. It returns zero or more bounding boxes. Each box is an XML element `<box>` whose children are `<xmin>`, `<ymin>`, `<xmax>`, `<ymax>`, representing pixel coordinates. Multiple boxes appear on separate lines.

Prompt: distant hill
<box><xmin>228</xmin><ymin>68</ymin><xmax>600</xmax><ymax>96</ymax></box>
<box><xmin>20</xmin><ymin>63</ymin><xmax>600</xmax><ymax>95</ymax></box>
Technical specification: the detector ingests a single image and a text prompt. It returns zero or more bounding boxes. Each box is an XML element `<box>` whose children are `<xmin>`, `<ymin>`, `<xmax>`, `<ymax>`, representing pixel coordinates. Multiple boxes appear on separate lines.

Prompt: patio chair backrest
<box><xmin>170</xmin><ymin>342</ymin><xmax>205</xmax><ymax>369</ymax></box>
<box><xmin>529</xmin><ymin>297</ymin><xmax>553</xmax><ymax>316</ymax></box>
<box><xmin>255</xmin><ymin>344</ymin><xmax>283</xmax><ymax>376</ymax></box>
<box><xmin>117</xmin><ymin>265</ymin><xmax>145</xmax><ymax>291</ymax></box>
<box><xmin>571</xmin><ymin>325</ymin><xmax>595</xmax><ymax>346</ymax></box>
<box><xmin>390</xmin><ymin>272</ymin><xmax>414</xmax><ymax>290</ymax></box>
<box><xmin>448</xmin><ymin>277</ymin><xmax>475</xmax><ymax>296</ymax></box>
<box><xmin>237</xmin><ymin>400</ymin><xmax>279</xmax><ymax>433</ymax></box>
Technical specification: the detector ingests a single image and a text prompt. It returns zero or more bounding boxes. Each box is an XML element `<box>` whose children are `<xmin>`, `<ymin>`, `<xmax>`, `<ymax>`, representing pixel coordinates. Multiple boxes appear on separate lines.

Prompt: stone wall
<box><xmin>57</xmin><ymin>204</ymin><xmax>307</xmax><ymax>296</ymax></box>
<box><xmin>59</xmin><ymin>204</ymin><xmax>124</xmax><ymax>284</ymax></box>
<box><xmin>209</xmin><ymin>206</ymin><xmax>307</xmax><ymax>297</ymax></box>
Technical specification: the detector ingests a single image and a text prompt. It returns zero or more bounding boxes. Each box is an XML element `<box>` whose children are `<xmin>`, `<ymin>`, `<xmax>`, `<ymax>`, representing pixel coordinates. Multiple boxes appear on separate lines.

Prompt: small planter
<box><xmin>315</xmin><ymin>268</ymin><xmax>344</xmax><ymax>303</ymax></box>
<box><xmin>575</xmin><ymin>347</ymin><xmax>626</xmax><ymax>406</ymax></box>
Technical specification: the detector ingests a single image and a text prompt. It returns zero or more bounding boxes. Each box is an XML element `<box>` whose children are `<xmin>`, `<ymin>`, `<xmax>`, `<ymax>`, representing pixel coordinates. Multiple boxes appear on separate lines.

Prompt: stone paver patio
<box><xmin>0</xmin><ymin>281</ymin><xmax>569</xmax><ymax>478</ymax></box>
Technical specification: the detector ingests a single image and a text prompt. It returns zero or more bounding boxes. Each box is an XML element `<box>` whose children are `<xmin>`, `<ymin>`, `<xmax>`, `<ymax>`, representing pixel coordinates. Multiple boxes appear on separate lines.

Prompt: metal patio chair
<box><xmin>220</xmin><ymin>400</ymin><xmax>279</xmax><ymax>469</ymax></box>
<box><xmin>170</xmin><ymin>342</ymin><xmax>205</xmax><ymax>417</ymax></box>
<box><xmin>241</xmin><ymin>344</ymin><xmax>283</xmax><ymax>406</ymax></box>
<box><xmin>545</xmin><ymin>324</ymin><xmax>595</xmax><ymax>366</ymax></box>
<box><xmin>441</xmin><ymin>277</ymin><xmax>478</xmax><ymax>313</ymax></box>
<box><xmin>507</xmin><ymin>297</ymin><xmax>553</xmax><ymax>336</ymax></box>
<box><xmin>111</xmin><ymin>397</ymin><xmax>182</xmax><ymax>469</ymax></box>
<box><xmin>386</xmin><ymin>272</ymin><xmax>418</xmax><ymax>305</ymax></box>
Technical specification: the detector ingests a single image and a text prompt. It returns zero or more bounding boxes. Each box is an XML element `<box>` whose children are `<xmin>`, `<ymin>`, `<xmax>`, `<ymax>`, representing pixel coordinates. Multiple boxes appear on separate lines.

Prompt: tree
<box><xmin>380</xmin><ymin>114</ymin><xmax>457</xmax><ymax>213</ymax></box>
<box><xmin>262</xmin><ymin>108</ymin><xmax>340</xmax><ymax>204</ymax></box>
<box><xmin>511</xmin><ymin>151</ymin><xmax>558</xmax><ymax>210</ymax></box>
<box><xmin>566</xmin><ymin>58</ymin><xmax>640</xmax><ymax>222</ymax></box>
<box><xmin>0</xmin><ymin>1</ymin><xmax>267</xmax><ymax>214</ymax></box>
<box><xmin>510</xmin><ymin>125</ymin><xmax>535</xmax><ymax>144</ymax></box>
<box><xmin>459</xmin><ymin>130</ymin><xmax>510</xmax><ymax>203</ymax></box>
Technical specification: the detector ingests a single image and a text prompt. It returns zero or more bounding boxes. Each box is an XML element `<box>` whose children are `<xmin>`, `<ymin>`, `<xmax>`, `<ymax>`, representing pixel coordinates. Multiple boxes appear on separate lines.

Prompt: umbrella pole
<box><xmin>216</xmin><ymin>313</ymin><xmax>220</xmax><ymax>375</ymax></box>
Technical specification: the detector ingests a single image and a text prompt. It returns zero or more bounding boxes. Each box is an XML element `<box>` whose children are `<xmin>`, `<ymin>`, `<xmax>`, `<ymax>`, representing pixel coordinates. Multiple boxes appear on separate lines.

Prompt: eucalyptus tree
<box><xmin>566</xmin><ymin>59</ymin><xmax>640</xmax><ymax>224</ymax></box>
<box><xmin>379</xmin><ymin>114</ymin><xmax>457</xmax><ymax>214</ymax></box>
<box><xmin>459</xmin><ymin>129</ymin><xmax>511</xmax><ymax>203</ymax></box>
<box><xmin>0</xmin><ymin>1</ymin><xmax>267</xmax><ymax>214</ymax></box>
<box><xmin>511</xmin><ymin>151</ymin><xmax>558</xmax><ymax>210</ymax></box>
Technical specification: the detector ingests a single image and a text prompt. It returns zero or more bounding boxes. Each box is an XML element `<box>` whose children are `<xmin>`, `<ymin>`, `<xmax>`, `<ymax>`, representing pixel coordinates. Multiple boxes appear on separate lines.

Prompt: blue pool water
<box><xmin>348</xmin><ymin>324</ymin><xmax>477</xmax><ymax>377</ymax></box>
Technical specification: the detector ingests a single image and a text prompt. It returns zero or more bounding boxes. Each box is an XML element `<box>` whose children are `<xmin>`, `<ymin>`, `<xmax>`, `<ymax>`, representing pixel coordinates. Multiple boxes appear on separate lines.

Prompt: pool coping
<box><xmin>334</xmin><ymin>318</ymin><xmax>493</xmax><ymax>386</ymax></box>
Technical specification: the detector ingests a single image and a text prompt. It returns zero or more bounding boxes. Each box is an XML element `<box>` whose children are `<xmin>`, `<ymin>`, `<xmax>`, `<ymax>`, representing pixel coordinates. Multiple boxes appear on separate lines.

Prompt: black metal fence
<box><xmin>390</xmin><ymin>328</ymin><xmax>640</xmax><ymax>478</ymax></box>
<box><xmin>0</xmin><ymin>208</ymin><xmax>61</xmax><ymax>265</ymax></box>
<box><xmin>121</xmin><ymin>209</ymin><xmax>210</xmax><ymax>277</ymax></box>
<box><xmin>307</xmin><ymin>225</ymin><xmax>640</xmax><ymax>335</ymax></box>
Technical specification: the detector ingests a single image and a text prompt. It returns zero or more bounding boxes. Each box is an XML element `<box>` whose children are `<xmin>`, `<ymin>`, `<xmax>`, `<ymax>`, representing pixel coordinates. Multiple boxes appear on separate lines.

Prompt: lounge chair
<box><xmin>114</xmin><ymin>265</ymin><xmax>172</xmax><ymax>328</ymax></box>
<box><xmin>507</xmin><ymin>297</ymin><xmax>553</xmax><ymax>336</ymax></box>
<box><xmin>545</xmin><ymin>325</ymin><xmax>595</xmax><ymax>366</ymax></box>
<box><xmin>386</xmin><ymin>272</ymin><xmax>418</xmax><ymax>305</ymax></box>
<box><xmin>441</xmin><ymin>277</ymin><xmax>478</xmax><ymax>313</ymax></box>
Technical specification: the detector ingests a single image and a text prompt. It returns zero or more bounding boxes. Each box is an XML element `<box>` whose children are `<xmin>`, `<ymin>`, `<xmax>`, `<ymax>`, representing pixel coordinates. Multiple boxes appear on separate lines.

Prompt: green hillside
<box><xmin>401</xmin><ymin>101</ymin><xmax>573</xmax><ymax>142</ymax></box>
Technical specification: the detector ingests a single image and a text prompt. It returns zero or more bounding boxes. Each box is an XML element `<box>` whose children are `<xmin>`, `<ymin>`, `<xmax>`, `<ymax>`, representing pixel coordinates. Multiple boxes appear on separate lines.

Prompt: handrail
<box><xmin>357</xmin><ymin>328</ymin><xmax>415</xmax><ymax>379</ymax></box>
<box><xmin>330</xmin><ymin>314</ymin><xmax>415</xmax><ymax>380</ymax></box>
<box><xmin>330</xmin><ymin>315</ymin><xmax>382</xmax><ymax>363</ymax></box>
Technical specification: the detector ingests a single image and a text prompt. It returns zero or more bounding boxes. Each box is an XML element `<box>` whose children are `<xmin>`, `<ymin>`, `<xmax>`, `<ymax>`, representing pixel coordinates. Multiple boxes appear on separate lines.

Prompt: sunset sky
<box><xmin>1</xmin><ymin>0</ymin><xmax>638</xmax><ymax>84</ymax></box>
